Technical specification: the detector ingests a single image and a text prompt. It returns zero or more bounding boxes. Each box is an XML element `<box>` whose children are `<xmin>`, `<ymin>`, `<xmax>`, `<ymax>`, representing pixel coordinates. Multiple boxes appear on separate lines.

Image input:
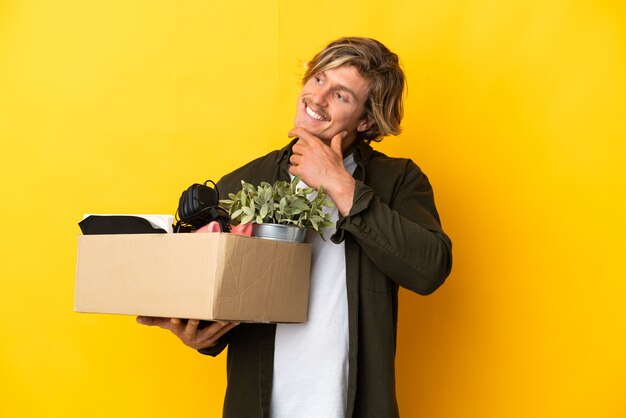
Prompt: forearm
<box><xmin>332</xmin><ymin>168</ymin><xmax>452</xmax><ymax>295</ymax></box>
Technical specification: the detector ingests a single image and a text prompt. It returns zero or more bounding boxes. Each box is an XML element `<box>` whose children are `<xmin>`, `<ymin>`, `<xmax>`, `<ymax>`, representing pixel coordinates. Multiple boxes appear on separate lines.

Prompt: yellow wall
<box><xmin>1</xmin><ymin>1</ymin><xmax>624</xmax><ymax>417</ymax></box>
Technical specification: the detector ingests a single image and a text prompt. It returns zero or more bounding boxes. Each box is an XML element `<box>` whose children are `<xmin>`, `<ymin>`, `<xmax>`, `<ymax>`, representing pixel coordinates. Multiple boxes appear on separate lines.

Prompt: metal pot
<box><xmin>252</xmin><ymin>223</ymin><xmax>307</xmax><ymax>243</ymax></box>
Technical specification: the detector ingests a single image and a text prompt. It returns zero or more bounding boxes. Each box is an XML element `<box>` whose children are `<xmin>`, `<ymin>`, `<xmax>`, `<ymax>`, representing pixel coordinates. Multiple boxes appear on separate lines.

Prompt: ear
<box><xmin>356</xmin><ymin>117</ymin><xmax>374</xmax><ymax>133</ymax></box>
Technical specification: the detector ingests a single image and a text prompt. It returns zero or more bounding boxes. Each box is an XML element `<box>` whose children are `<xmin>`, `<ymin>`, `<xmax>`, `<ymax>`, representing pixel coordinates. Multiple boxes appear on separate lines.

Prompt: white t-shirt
<box><xmin>270</xmin><ymin>154</ymin><xmax>357</xmax><ymax>418</ymax></box>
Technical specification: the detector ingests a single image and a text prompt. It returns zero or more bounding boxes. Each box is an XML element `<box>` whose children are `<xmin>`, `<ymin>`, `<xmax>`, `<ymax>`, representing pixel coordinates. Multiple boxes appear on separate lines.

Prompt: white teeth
<box><xmin>306</xmin><ymin>105</ymin><xmax>326</xmax><ymax>121</ymax></box>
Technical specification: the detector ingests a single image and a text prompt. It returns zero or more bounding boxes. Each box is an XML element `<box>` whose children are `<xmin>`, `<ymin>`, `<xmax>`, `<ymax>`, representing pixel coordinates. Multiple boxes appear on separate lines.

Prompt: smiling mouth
<box><xmin>303</xmin><ymin>100</ymin><xmax>330</xmax><ymax>122</ymax></box>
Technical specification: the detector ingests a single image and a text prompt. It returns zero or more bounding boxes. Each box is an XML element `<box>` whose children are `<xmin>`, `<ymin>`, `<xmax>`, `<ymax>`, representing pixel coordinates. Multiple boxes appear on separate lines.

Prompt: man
<box><xmin>138</xmin><ymin>37</ymin><xmax>452</xmax><ymax>417</ymax></box>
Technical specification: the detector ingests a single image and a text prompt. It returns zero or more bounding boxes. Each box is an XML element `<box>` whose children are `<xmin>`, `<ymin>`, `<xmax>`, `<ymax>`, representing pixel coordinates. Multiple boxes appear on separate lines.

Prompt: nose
<box><xmin>310</xmin><ymin>85</ymin><xmax>330</xmax><ymax>106</ymax></box>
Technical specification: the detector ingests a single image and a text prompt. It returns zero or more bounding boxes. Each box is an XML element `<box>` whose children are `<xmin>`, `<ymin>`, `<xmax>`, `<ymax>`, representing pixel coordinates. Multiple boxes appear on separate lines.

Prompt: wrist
<box><xmin>328</xmin><ymin>173</ymin><xmax>355</xmax><ymax>217</ymax></box>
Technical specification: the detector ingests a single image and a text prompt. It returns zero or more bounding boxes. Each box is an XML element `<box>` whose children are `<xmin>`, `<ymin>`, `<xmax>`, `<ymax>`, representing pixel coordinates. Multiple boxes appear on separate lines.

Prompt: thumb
<box><xmin>331</xmin><ymin>131</ymin><xmax>348</xmax><ymax>157</ymax></box>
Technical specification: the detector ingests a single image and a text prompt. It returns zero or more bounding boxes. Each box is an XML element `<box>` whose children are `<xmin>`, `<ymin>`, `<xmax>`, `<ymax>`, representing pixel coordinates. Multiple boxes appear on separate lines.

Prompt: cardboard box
<box><xmin>75</xmin><ymin>233</ymin><xmax>311</xmax><ymax>323</ymax></box>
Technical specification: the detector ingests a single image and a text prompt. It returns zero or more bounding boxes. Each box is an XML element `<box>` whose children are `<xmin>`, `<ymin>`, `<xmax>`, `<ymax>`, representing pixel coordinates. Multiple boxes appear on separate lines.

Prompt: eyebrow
<box><xmin>319</xmin><ymin>71</ymin><xmax>359</xmax><ymax>100</ymax></box>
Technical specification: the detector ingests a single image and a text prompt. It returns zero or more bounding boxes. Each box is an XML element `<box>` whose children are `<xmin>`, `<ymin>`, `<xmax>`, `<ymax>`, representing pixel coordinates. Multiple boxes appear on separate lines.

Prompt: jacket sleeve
<box><xmin>331</xmin><ymin>159</ymin><xmax>452</xmax><ymax>295</ymax></box>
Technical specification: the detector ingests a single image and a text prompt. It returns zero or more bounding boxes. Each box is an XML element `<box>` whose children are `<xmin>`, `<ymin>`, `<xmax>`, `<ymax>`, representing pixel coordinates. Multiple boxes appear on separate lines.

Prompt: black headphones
<box><xmin>174</xmin><ymin>180</ymin><xmax>230</xmax><ymax>233</ymax></box>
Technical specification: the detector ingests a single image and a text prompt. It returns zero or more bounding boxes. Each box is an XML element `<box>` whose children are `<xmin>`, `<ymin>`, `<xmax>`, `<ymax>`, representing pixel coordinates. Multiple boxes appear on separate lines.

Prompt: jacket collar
<box><xmin>353</xmin><ymin>139</ymin><xmax>374</xmax><ymax>166</ymax></box>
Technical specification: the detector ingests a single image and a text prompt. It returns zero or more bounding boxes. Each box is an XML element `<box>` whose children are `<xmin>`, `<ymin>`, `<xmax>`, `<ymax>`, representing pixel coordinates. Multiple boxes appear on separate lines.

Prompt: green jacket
<box><xmin>201</xmin><ymin>139</ymin><xmax>452</xmax><ymax>417</ymax></box>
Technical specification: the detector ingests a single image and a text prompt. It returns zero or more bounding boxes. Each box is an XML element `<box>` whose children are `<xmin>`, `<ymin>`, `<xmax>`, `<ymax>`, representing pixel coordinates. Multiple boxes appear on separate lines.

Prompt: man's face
<box><xmin>294</xmin><ymin>65</ymin><xmax>371</xmax><ymax>149</ymax></box>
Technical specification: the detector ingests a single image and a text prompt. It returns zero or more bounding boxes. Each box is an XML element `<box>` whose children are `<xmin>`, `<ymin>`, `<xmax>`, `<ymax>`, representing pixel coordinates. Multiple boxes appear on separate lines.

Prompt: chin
<box><xmin>294</xmin><ymin>123</ymin><xmax>329</xmax><ymax>141</ymax></box>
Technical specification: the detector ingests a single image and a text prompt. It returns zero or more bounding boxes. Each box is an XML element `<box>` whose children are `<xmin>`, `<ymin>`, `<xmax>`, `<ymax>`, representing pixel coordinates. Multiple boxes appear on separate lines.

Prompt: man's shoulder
<box><xmin>362</xmin><ymin>148</ymin><xmax>435</xmax><ymax>199</ymax></box>
<box><xmin>367</xmin><ymin>148</ymin><xmax>423</xmax><ymax>176</ymax></box>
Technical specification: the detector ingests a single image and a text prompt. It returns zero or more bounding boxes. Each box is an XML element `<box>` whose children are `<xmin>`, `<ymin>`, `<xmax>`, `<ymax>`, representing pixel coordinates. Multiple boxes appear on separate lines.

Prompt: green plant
<box><xmin>220</xmin><ymin>177</ymin><xmax>335</xmax><ymax>235</ymax></box>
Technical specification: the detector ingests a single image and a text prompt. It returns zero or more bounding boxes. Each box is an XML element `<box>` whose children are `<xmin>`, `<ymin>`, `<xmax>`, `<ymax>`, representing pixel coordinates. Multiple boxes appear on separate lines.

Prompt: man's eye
<box><xmin>335</xmin><ymin>92</ymin><xmax>345</xmax><ymax>102</ymax></box>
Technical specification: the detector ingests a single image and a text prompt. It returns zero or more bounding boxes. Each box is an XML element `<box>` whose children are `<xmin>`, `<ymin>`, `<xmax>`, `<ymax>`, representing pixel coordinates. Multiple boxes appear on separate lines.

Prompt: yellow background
<box><xmin>1</xmin><ymin>1</ymin><xmax>625</xmax><ymax>417</ymax></box>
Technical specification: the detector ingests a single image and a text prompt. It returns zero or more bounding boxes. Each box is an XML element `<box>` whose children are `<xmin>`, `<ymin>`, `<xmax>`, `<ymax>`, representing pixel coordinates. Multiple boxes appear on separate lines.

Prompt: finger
<box><xmin>199</xmin><ymin>322</ymin><xmax>239</xmax><ymax>348</ymax></box>
<box><xmin>288</xmin><ymin>127</ymin><xmax>314</xmax><ymax>142</ymax></box>
<box><xmin>197</xmin><ymin>321</ymin><xmax>228</xmax><ymax>340</ymax></box>
<box><xmin>207</xmin><ymin>323</ymin><xmax>238</xmax><ymax>343</ymax></box>
<box><xmin>136</xmin><ymin>316</ymin><xmax>154</xmax><ymax>326</ymax></box>
<box><xmin>168</xmin><ymin>318</ymin><xmax>184</xmax><ymax>333</ymax></box>
<box><xmin>136</xmin><ymin>316</ymin><xmax>171</xmax><ymax>328</ymax></box>
<box><xmin>288</xmin><ymin>127</ymin><xmax>303</xmax><ymax>139</ymax></box>
<box><xmin>330</xmin><ymin>131</ymin><xmax>348</xmax><ymax>157</ymax></box>
<box><xmin>289</xmin><ymin>154</ymin><xmax>302</xmax><ymax>166</ymax></box>
<box><xmin>291</xmin><ymin>141</ymin><xmax>306</xmax><ymax>155</ymax></box>
<box><xmin>184</xmin><ymin>319</ymin><xmax>200</xmax><ymax>337</ymax></box>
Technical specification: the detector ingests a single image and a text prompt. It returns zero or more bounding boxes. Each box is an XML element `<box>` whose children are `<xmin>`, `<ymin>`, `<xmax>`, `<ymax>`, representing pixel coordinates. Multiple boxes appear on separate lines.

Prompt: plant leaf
<box><xmin>231</xmin><ymin>208</ymin><xmax>243</xmax><ymax>219</ymax></box>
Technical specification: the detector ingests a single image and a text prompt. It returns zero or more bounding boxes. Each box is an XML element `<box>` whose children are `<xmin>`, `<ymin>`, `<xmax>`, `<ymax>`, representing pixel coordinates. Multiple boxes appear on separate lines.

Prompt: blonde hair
<box><xmin>303</xmin><ymin>37</ymin><xmax>406</xmax><ymax>142</ymax></box>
